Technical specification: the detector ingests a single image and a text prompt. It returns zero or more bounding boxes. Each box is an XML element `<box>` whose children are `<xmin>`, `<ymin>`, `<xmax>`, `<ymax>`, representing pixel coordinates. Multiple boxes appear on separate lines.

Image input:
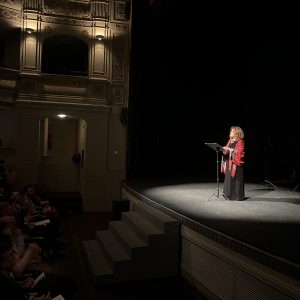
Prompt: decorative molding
<box><xmin>114</xmin><ymin>0</ymin><xmax>126</xmax><ymax>21</ymax></box>
<box><xmin>90</xmin><ymin>1</ymin><xmax>109</xmax><ymax>19</ymax></box>
<box><xmin>44</xmin><ymin>0</ymin><xmax>90</xmax><ymax>19</ymax></box>
<box><xmin>112</xmin><ymin>34</ymin><xmax>125</xmax><ymax>81</ymax></box>
<box><xmin>41</xmin><ymin>15</ymin><xmax>91</xmax><ymax>27</ymax></box>
<box><xmin>23</xmin><ymin>0</ymin><xmax>40</xmax><ymax>11</ymax></box>
<box><xmin>0</xmin><ymin>5</ymin><xmax>21</xmax><ymax>24</ymax></box>
<box><xmin>0</xmin><ymin>0</ymin><xmax>21</xmax><ymax>10</ymax></box>
<box><xmin>0</xmin><ymin>79</ymin><xmax>17</xmax><ymax>89</ymax></box>
<box><xmin>111</xmin><ymin>85</ymin><xmax>123</xmax><ymax>104</ymax></box>
<box><xmin>112</xmin><ymin>23</ymin><xmax>127</xmax><ymax>32</ymax></box>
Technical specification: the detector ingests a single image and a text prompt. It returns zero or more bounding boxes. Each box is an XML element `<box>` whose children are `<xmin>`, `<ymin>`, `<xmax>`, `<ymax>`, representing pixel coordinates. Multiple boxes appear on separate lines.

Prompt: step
<box><xmin>81</xmin><ymin>240</ymin><xmax>114</xmax><ymax>284</ymax></box>
<box><xmin>82</xmin><ymin>201</ymin><xmax>180</xmax><ymax>286</ymax></box>
<box><xmin>82</xmin><ymin>239</ymin><xmax>102</xmax><ymax>256</ymax></box>
<box><xmin>121</xmin><ymin>211</ymin><xmax>164</xmax><ymax>243</ymax></box>
<box><xmin>131</xmin><ymin>201</ymin><xmax>179</xmax><ymax>233</ymax></box>
<box><xmin>82</xmin><ymin>240</ymin><xmax>154</xmax><ymax>284</ymax></box>
<box><xmin>95</xmin><ymin>230</ymin><xmax>131</xmax><ymax>268</ymax></box>
<box><xmin>109</xmin><ymin>220</ymin><xmax>147</xmax><ymax>257</ymax></box>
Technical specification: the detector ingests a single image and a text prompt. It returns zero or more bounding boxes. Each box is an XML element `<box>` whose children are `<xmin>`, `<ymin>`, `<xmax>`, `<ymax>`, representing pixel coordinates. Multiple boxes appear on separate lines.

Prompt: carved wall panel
<box><xmin>91</xmin><ymin>39</ymin><xmax>106</xmax><ymax>76</ymax></box>
<box><xmin>41</xmin><ymin>15</ymin><xmax>91</xmax><ymax>27</ymax></box>
<box><xmin>91</xmin><ymin>1</ymin><xmax>109</xmax><ymax>19</ymax></box>
<box><xmin>111</xmin><ymin>85</ymin><xmax>123</xmax><ymax>105</ymax></box>
<box><xmin>0</xmin><ymin>79</ymin><xmax>17</xmax><ymax>90</ymax></box>
<box><xmin>112</xmin><ymin>22</ymin><xmax>127</xmax><ymax>32</ymax></box>
<box><xmin>44</xmin><ymin>0</ymin><xmax>90</xmax><ymax>18</ymax></box>
<box><xmin>112</xmin><ymin>33</ymin><xmax>125</xmax><ymax>81</ymax></box>
<box><xmin>23</xmin><ymin>32</ymin><xmax>38</xmax><ymax>70</ymax></box>
<box><xmin>0</xmin><ymin>5</ymin><xmax>21</xmax><ymax>24</ymax></box>
<box><xmin>0</xmin><ymin>0</ymin><xmax>21</xmax><ymax>10</ymax></box>
<box><xmin>114</xmin><ymin>0</ymin><xmax>126</xmax><ymax>21</ymax></box>
<box><xmin>23</xmin><ymin>0</ymin><xmax>41</xmax><ymax>11</ymax></box>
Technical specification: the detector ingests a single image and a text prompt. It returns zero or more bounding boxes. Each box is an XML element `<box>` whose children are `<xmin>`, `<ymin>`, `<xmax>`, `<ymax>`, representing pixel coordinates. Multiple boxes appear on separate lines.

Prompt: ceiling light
<box><xmin>57</xmin><ymin>114</ymin><xmax>67</xmax><ymax>119</ymax></box>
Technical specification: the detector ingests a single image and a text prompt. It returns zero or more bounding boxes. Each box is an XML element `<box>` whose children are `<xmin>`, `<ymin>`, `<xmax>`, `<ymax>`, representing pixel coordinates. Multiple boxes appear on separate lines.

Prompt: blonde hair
<box><xmin>230</xmin><ymin>126</ymin><xmax>244</xmax><ymax>139</ymax></box>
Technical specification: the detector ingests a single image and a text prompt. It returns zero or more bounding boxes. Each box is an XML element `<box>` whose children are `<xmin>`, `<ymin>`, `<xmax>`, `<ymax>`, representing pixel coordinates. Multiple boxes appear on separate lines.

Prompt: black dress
<box><xmin>223</xmin><ymin>141</ymin><xmax>245</xmax><ymax>201</ymax></box>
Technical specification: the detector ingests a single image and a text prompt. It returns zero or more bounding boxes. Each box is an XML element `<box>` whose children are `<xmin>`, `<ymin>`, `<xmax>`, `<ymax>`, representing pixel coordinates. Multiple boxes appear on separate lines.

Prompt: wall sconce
<box><xmin>25</xmin><ymin>28</ymin><xmax>34</xmax><ymax>34</ymax></box>
<box><xmin>95</xmin><ymin>34</ymin><xmax>105</xmax><ymax>41</ymax></box>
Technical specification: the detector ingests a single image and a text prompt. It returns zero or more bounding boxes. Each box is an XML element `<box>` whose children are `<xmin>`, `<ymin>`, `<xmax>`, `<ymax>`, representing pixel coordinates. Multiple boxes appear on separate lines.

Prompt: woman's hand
<box><xmin>223</xmin><ymin>147</ymin><xmax>234</xmax><ymax>154</ymax></box>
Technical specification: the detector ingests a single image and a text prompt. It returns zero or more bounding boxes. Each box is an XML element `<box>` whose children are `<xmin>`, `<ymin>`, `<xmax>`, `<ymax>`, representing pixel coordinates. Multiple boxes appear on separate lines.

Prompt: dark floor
<box><xmin>52</xmin><ymin>212</ymin><xmax>207</xmax><ymax>300</ymax></box>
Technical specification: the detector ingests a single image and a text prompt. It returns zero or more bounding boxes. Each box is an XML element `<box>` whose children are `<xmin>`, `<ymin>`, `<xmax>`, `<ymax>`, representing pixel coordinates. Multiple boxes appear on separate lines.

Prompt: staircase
<box><xmin>82</xmin><ymin>200</ymin><xmax>180</xmax><ymax>285</ymax></box>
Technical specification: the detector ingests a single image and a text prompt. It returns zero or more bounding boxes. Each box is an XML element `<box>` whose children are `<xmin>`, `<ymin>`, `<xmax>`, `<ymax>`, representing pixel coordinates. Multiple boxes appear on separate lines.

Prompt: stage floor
<box><xmin>122</xmin><ymin>180</ymin><xmax>300</xmax><ymax>277</ymax></box>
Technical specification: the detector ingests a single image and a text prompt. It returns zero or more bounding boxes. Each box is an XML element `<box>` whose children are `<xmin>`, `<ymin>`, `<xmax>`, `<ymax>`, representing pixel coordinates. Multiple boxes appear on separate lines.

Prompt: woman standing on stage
<box><xmin>221</xmin><ymin>126</ymin><xmax>245</xmax><ymax>200</ymax></box>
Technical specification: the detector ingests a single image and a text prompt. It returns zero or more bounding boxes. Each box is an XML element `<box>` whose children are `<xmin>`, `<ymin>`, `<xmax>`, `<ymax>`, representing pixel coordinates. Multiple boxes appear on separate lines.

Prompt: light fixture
<box><xmin>25</xmin><ymin>28</ymin><xmax>34</xmax><ymax>34</ymax></box>
<box><xmin>95</xmin><ymin>34</ymin><xmax>105</xmax><ymax>41</ymax></box>
<box><xmin>57</xmin><ymin>114</ymin><xmax>67</xmax><ymax>119</ymax></box>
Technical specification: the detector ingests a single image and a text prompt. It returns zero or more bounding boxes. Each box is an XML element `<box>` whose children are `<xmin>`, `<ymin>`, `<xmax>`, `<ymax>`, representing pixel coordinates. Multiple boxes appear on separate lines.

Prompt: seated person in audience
<box><xmin>0</xmin><ymin>233</ymin><xmax>76</xmax><ymax>299</ymax></box>
<box><xmin>0</xmin><ymin>213</ymin><xmax>50</xmax><ymax>271</ymax></box>
<box><xmin>23</xmin><ymin>185</ymin><xmax>58</xmax><ymax>216</ymax></box>
<box><xmin>0</xmin><ymin>199</ymin><xmax>58</xmax><ymax>263</ymax></box>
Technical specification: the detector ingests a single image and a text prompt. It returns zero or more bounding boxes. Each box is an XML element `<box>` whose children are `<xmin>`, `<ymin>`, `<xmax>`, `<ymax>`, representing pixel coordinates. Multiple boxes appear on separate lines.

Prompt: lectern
<box><xmin>205</xmin><ymin>142</ymin><xmax>229</xmax><ymax>200</ymax></box>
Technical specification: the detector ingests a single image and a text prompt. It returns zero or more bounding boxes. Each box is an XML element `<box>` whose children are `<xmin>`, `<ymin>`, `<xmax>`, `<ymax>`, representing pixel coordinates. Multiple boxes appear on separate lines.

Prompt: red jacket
<box><xmin>221</xmin><ymin>139</ymin><xmax>245</xmax><ymax>177</ymax></box>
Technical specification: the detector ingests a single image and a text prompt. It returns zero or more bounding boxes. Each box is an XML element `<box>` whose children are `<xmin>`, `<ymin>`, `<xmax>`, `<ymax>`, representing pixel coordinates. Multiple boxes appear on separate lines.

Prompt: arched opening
<box><xmin>0</xmin><ymin>25</ymin><xmax>21</xmax><ymax>70</ymax></box>
<box><xmin>41</xmin><ymin>35</ymin><xmax>88</xmax><ymax>76</ymax></box>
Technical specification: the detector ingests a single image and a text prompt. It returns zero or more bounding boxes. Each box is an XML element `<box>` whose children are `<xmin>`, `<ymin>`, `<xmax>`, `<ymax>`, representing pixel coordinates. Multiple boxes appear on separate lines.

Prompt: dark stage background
<box><xmin>127</xmin><ymin>1</ymin><xmax>300</xmax><ymax>183</ymax></box>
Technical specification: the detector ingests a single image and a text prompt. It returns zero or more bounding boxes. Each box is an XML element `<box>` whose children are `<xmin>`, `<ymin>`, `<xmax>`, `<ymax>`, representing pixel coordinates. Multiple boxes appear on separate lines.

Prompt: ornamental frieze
<box><xmin>112</xmin><ymin>35</ymin><xmax>125</xmax><ymax>81</ymax></box>
<box><xmin>112</xmin><ymin>47</ymin><xmax>124</xmax><ymax>81</ymax></box>
<box><xmin>0</xmin><ymin>79</ymin><xmax>17</xmax><ymax>89</ymax></box>
<box><xmin>0</xmin><ymin>5</ymin><xmax>21</xmax><ymax>24</ymax></box>
<box><xmin>0</xmin><ymin>0</ymin><xmax>21</xmax><ymax>10</ymax></box>
<box><xmin>41</xmin><ymin>15</ymin><xmax>91</xmax><ymax>27</ymax></box>
<box><xmin>44</xmin><ymin>0</ymin><xmax>90</xmax><ymax>19</ymax></box>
